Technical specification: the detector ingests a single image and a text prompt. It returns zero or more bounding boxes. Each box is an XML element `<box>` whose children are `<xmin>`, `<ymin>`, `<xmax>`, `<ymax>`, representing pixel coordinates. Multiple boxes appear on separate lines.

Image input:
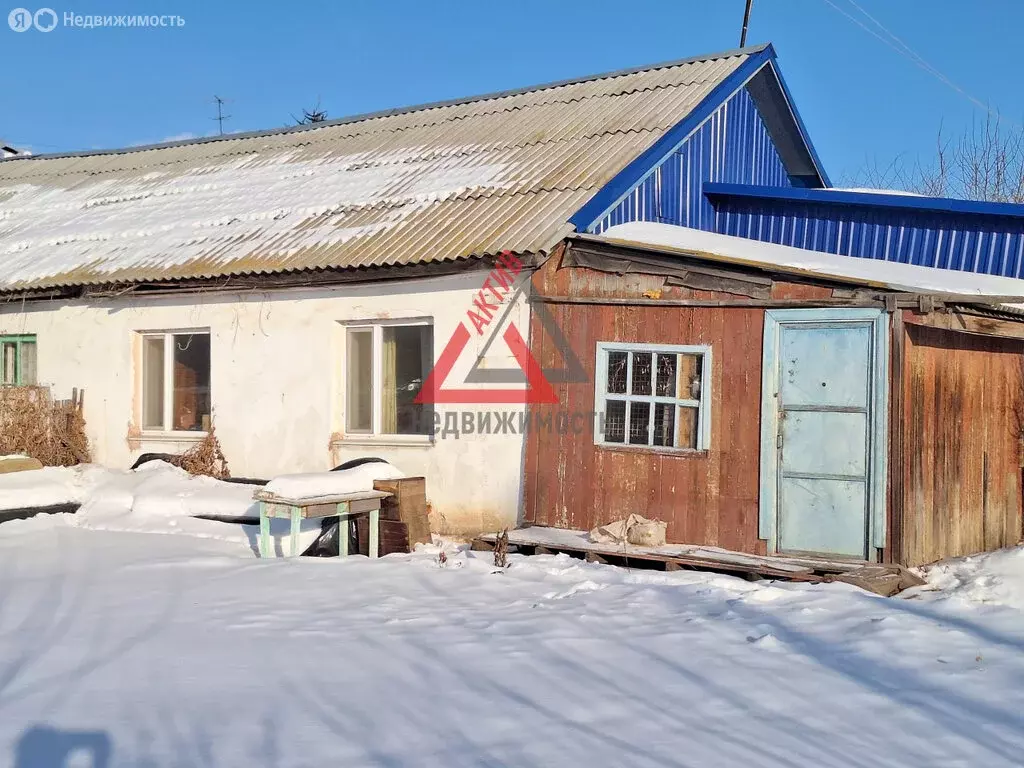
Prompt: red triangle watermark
<box><xmin>414</xmin><ymin>321</ymin><xmax>558</xmax><ymax>404</ymax></box>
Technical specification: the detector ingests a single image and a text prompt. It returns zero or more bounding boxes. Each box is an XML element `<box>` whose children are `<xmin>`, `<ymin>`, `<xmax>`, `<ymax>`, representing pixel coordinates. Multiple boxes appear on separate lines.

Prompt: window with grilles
<box><xmin>595</xmin><ymin>343</ymin><xmax>711</xmax><ymax>451</ymax></box>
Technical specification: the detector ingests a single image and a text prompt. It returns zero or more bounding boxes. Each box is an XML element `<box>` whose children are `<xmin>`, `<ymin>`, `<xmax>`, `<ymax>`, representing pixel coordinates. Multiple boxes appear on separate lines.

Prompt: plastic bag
<box><xmin>589</xmin><ymin>514</ymin><xmax>666</xmax><ymax>547</ymax></box>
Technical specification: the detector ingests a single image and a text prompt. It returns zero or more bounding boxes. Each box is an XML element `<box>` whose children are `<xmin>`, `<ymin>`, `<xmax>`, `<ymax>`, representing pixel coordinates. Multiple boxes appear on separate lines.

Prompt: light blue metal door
<box><xmin>776</xmin><ymin>322</ymin><xmax>873</xmax><ymax>558</ymax></box>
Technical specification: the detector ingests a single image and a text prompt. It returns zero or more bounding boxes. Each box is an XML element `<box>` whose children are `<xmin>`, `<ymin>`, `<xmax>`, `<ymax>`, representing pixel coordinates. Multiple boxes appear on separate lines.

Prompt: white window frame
<box><xmin>139</xmin><ymin>329</ymin><xmax>211</xmax><ymax>436</ymax></box>
<box><xmin>594</xmin><ymin>341</ymin><xmax>712</xmax><ymax>451</ymax></box>
<box><xmin>343</xmin><ymin>318</ymin><xmax>434</xmax><ymax>441</ymax></box>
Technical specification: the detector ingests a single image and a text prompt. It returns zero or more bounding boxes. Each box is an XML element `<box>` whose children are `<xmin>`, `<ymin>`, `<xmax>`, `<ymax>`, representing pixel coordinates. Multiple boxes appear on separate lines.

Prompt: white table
<box><xmin>252</xmin><ymin>489</ymin><xmax>391</xmax><ymax>558</ymax></box>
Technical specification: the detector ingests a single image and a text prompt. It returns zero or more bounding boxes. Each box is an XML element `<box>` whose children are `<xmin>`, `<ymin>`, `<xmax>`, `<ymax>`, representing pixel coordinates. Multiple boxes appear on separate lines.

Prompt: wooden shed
<box><xmin>523</xmin><ymin>223</ymin><xmax>1024</xmax><ymax>568</ymax></box>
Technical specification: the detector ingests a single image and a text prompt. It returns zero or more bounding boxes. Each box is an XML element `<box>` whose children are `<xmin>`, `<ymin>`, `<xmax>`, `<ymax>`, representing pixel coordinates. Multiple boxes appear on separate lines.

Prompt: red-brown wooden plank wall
<box><xmin>899</xmin><ymin>319</ymin><xmax>1024</xmax><ymax>566</ymax></box>
<box><xmin>523</xmin><ymin>257</ymin><xmax>833</xmax><ymax>555</ymax></box>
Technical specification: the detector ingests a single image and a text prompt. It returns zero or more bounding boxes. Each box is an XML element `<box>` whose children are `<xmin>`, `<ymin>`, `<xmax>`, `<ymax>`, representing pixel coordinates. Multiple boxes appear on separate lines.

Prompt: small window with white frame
<box><xmin>140</xmin><ymin>331</ymin><xmax>211</xmax><ymax>433</ymax></box>
<box><xmin>345</xmin><ymin>321</ymin><xmax>433</xmax><ymax>437</ymax></box>
<box><xmin>595</xmin><ymin>342</ymin><xmax>711</xmax><ymax>451</ymax></box>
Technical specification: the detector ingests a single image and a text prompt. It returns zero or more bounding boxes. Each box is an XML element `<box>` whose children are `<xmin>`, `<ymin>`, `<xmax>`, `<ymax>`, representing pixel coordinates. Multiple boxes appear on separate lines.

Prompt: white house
<box><xmin>0</xmin><ymin>44</ymin><xmax>834</xmax><ymax>534</ymax></box>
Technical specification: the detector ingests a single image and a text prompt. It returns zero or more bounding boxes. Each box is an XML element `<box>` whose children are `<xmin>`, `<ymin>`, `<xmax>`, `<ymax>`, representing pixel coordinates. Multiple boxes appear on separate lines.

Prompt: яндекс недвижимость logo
<box><xmin>8</xmin><ymin>7</ymin><xmax>56</xmax><ymax>31</ymax></box>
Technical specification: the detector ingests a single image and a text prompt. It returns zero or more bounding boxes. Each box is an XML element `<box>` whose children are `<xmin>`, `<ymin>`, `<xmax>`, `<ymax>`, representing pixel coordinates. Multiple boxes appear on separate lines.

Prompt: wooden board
<box><xmin>0</xmin><ymin>457</ymin><xmax>43</xmax><ymax>474</ymax></box>
<box><xmin>356</xmin><ymin>518</ymin><xmax>410</xmax><ymax>557</ymax></box>
<box><xmin>473</xmin><ymin>526</ymin><xmax>918</xmax><ymax>595</ymax></box>
<box><xmin>374</xmin><ymin>477</ymin><xmax>430</xmax><ymax>546</ymax></box>
<box><xmin>253</xmin><ymin>488</ymin><xmax>390</xmax><ymax>507</ymax></box>
<box><xmin>899</xmin><ymin>322</ymin><xmax>1024</xmax><ymax>566</ymax></box>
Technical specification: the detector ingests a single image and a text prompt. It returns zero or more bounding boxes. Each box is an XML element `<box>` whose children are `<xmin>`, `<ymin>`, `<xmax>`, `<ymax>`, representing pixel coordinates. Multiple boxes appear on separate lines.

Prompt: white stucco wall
<box><xmin>0</xmin><ymin>269</ymin><xmax>531</xmax><ymax>535</ymax></box>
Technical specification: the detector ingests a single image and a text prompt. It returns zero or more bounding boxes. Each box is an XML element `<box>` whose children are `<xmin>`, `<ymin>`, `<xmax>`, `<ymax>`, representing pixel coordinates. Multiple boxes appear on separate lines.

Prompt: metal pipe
<box><xmin>740</xmin><ymin>0</ymin><xmax>754</xmax><ymax>47</ymax></box>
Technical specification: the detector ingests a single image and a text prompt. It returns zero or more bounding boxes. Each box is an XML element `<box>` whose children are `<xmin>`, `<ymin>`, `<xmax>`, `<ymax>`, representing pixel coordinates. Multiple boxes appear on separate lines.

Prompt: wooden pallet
<box><xmin>472</xmin><ymin>527</ymin><xmax>924</xmax><ymax>596</ymax></box>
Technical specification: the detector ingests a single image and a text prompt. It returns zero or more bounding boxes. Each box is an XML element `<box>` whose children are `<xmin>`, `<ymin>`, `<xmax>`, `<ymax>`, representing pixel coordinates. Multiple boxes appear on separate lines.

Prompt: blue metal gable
<box><xmin>590</xmin><ymin>86</ymin><xmax>793</xmax><ymax>234</ymax></box>
<box><xmin>570</xmin><ymin>45</ymin><xmax>830</xmax><ymax>235</ymax></box>
<box><xmin>705</xmin><ymin>184</ymin><xmax>1024</xmax><ymax>279</ymax></box>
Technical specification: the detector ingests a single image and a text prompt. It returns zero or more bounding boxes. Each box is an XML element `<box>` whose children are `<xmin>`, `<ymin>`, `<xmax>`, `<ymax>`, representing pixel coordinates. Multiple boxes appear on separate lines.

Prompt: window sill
<box><xmin>595</xmin><ymin>443</ymin><xmax>709</xmax><ymax>458</ymax></box>
<box><xmin>332</xmin><ymin>435</ymin><xmax>435</xmax><ymax>449</ymax></box>
<box><xmin>139</xmin><ymin>431</ymin><xmax>209</xmax><ymax>443</ymax></box>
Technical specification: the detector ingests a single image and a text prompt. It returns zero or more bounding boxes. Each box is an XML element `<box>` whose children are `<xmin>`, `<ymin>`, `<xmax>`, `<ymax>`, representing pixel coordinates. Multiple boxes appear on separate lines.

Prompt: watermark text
<box><xmin>8</xmin><ymin>7</ymin><xmax>185</xmax><ymax>31</ymax></box>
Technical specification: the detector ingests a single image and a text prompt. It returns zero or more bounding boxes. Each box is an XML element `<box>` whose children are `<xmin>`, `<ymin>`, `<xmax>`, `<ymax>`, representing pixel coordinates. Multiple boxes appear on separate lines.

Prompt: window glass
<box><xmin>382</xmin><ymin>325</ymin><xmax>432</xmax><ymax>435</ymax></box>
<box><xmin>607</xmin><ymin>351</ymin><xmax>627</xmax><ymax>395</ymax></box>
<box><xmin>604</xmin><ymin>400</ymin><xmax>626</xmax><ymax>443</ymax></box>
<box><xmin>346</xmin><ymin>329</ymin><xmax>373</xmax><ymax>432</ymax></box>
<box><xmin>19</xmin><ymin>342</ymin><xmax>37</xmax><ymax>386</ymax></box>
<box><xmin>655</xmin><ymin>353</ymin><xmax>676</xmax><ymax>397</ymax></box>
<box><xmin>1</xmin><ymin>342</ymin><xmax>16</xmax><ymax>385</ymax></box>
<box><xmin>653</xmin><ymin>402</ymin><xmax>675</xmax><ymax>447</ymax></box>
<box><xmin>142</xmin><ymin>336</ymin><xmax>165</xmax><ymax>429</ymax></box>
<box><xmin>628</xmin><ymin>401</ymin><xmax>650</xmax><ymax>444</ymax></box>
<box><xmin>172</xmin><ymin>334</ymin><xmax>211</xmax><ymax>432</ymax></box>
<box><xmin>631</xmin><ymin>353</ymin><xmax>652</xmax><ymax>396</ymax></box>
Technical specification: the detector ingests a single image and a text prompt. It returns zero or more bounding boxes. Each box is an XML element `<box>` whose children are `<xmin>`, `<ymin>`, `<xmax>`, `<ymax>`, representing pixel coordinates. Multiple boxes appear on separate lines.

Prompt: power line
<box><xmin>818</xmin><ymin>0</ymin><xmax>1004</xmax><ymax>121</ymax></box>
<box><xmin>843</xmin><ymin>0</ymin><xmax>995</xmax><ymax>115</ymax></box>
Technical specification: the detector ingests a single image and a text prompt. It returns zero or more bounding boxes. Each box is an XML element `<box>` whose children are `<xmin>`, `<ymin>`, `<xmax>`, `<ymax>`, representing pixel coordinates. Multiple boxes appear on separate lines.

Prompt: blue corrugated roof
<box><xmin>704</xmin><ymin>183</ymin><xmax>1024</xmax><ymax>220</ymax></box>
<box><xmin>704</xmin><ymin>183</ymin><xmax>1024</xmax><ymax>278</ymax></box>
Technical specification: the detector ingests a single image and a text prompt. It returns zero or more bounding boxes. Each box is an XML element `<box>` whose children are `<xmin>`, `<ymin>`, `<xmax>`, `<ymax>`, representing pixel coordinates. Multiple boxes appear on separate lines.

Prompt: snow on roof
<box><xmin>0</xmin><ymin>48</ymin><xmax>759</xmax><ymax>292</ymax></box>
<box><xmin>829</xmin><ymin>187</ymin><xmax>924</xmax><ymax>197</ymax></box>
<box><xmin>597</xmin><ymin>222</ymin><xmax>1024</xmax><ymax>299</ymax></box>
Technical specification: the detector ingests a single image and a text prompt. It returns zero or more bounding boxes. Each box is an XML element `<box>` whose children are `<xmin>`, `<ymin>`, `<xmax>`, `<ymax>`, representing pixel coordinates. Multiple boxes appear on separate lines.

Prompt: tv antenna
<box><xmin>211</xmin><ymin>95</ymin><xmax>232</xmax><ymax>135</ymax></box>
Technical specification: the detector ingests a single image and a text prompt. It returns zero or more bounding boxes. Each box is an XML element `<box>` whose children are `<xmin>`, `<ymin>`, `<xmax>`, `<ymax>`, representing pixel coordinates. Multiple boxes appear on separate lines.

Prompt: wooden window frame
<box><xmin>139</xmin><ymin>329</ymin><xmax>211</xmax><ymax>437</ymax></box>
<box><xmin>0</xmin><ymin>334</ymin><xmax>37</xmax><ymax>386</ymax></box>
<box><xmin>594</xmin><ymin>341</ymin><xmax>712</xmax><ymax>452</ymax></box>
<box><xmin>343</xmin><ymin>319</ymin><xmax>434</xmax><ymax>442</ymax></box>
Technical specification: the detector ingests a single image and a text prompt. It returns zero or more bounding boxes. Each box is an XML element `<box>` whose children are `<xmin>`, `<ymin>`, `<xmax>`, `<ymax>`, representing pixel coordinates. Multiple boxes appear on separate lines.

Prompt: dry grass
<box><xmin>0</xmin><ymin>386</ymin><xmax>90</xmax><ymax>466</ymax></box>
<box><xmin>494</xmin><ymin>528</ymin><xmax>509</xmax><ymax>568</ymax></box>
<box><xmin>175</xmin><ymin>424</ymin><xmax>230</xmax><ymax>480</ymax></box>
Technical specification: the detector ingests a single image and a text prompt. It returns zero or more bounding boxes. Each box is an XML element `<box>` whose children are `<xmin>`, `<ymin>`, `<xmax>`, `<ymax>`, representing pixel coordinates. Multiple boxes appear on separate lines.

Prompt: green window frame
<box><xmin>0</xmin><ymin>335</ymin><xmax>37</xmax><ymax>386</ymax></box>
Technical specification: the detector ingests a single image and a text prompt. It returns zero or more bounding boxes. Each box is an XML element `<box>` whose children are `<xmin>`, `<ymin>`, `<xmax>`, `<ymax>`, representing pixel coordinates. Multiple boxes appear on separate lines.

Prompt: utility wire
<box><xmin>819</xmin><ymin>0</ymin><xmax>1005</xmax><ymax>121</ymax></box>
<box><xmin>842</xmin><ymin>0</ymin><xmax>995</xmax><ymax>115</ymax></box>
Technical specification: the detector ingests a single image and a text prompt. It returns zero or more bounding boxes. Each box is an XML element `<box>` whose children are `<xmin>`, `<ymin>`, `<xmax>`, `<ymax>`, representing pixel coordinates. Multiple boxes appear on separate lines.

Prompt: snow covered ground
<box><xmin>0</xmin><ymin>505</ymin><xmax>1022</xmax><ymax>768</ymax></box>
<box><xmin>0</xmin><ymin>461</ymin><xmax>334</xmax><ymax>555</ymax></box>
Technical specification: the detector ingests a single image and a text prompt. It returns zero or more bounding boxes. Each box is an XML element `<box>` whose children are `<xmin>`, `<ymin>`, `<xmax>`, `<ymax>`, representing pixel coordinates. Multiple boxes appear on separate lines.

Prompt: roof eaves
<box><xmin>762</xmin><ymin>58</ymin><xmax>830</xmax><ymax>188</ymax></box>
<box><xmin>567</xmin><ymin>231</ymin><xmax>1024</xmax><ymax>303</ymax></box>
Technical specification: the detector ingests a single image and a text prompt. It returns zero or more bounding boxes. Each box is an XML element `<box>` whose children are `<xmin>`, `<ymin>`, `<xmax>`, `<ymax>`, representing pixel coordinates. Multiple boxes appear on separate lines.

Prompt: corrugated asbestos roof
<box><xmin>0</xmin><ymin>46</ymin><xmax>760</xmax><ymax>291</ymax></box>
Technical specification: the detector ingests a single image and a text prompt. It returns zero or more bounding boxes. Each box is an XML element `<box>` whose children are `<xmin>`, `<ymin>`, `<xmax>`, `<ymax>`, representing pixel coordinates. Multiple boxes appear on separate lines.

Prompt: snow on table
<box><xmin>262</xmin><ymin>461</ymin><xmax>405</xmax><ymax>499</ymax></box>
<box><xmin>0</xmin><ymin>521</ymin><xmax>1021</xmax><ymax>767</ymax></box>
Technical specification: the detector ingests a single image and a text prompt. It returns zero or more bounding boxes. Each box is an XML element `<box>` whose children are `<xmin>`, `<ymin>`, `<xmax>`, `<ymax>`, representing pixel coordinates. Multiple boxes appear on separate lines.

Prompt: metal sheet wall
<box><xmin>590</xmin><ymin>86</ymin><xmax>791</xmax><ymax>234</ymax></box>
<box><xmin>713</xmin><ymin>197</ymin><xmax>1024</xmax><ymax>278</ymax></box>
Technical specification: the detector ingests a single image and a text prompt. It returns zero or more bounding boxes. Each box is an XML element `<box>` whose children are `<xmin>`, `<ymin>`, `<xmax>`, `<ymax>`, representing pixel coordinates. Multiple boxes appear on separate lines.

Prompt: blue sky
<box><xmin>1</xmin><ymin>0</ymin><xmax>1021</xmax><ymax>183</ymax></box>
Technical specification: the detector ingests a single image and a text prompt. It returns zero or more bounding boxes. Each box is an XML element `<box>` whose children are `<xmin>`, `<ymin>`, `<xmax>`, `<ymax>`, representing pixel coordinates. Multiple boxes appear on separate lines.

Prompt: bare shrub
<box><xmin>0</xmin><ymin>386</ymin><xmax>90</xmax><ymax>466</ymax></box>
<box><xmin>174</xmin><ymin>424</ymin><xmax>230</xmax><ymax>480</ymax></box>
<box><xmin>852</xmin><ymin>115</ymin><xmax>1024</xmax><ymax>203</ymax></box>
<box><xmin>493</xmin><ymin>528</ymin><xmax>509</xmax><ymax>568</ymax></box>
